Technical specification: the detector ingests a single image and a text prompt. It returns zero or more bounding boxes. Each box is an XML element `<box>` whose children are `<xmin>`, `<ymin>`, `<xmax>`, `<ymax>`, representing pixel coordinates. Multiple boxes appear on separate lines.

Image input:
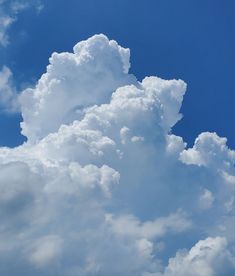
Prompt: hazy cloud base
<box><xmin>0</xmin><ymin>34</ymin><xmax>235</xmax><ymax>275</ymax></box>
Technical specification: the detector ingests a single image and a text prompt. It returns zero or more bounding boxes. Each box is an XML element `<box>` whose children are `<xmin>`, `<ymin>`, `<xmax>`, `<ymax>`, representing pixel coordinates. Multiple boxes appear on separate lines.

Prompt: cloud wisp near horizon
<box><xmin>0</xmin><ymin>34</ymin><xmax>235</xmax><ymax>275</ymax></box>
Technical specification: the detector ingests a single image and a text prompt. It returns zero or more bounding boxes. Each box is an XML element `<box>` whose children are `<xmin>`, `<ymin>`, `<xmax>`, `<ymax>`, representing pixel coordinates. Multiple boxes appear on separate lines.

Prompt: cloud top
<box><xmin>20</xmin><ymin>34</ymin><xmax>137</xmax><ymax>142</ymax></box>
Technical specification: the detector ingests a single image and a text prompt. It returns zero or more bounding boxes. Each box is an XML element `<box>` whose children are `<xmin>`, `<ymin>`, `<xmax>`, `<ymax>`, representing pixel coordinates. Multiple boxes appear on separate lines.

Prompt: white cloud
<box><xmin>0</xmin><ymin>13</ymin><xmax>14</xmax><ymax>46</ymax></box>
<box><xmin>0</xmin><ymin>0</ymin><xmax>41</xmax><ymax>46</ymax></box>
<box><xmin>20</xmin><ymin>34</ymin><xmax>137</xmax><ymax>142</ymax></box>
<box><xmin>163</xmin><ymin>237</ymin><xmax>235</xmax><ymax>276</ymax></box>
<box><xmin>0</xmin><ymin>1</ymin><xmax>43</xmax><ymax>112</ymax></box>
<box><xmin>0</xmin><ymin>66</ymin><xmax>19</xmax><ymax>112</ymax></box>
<box><xmin>0</xmin><ymin>34</ymin><xmax>235</xmax><ymax>275</ymax></box>
<box><xmin>199</xmin><ymin>188</ymin><xmax>215</xmax><ymax>210</ymax></box>
<box><xmin>180</xmin><ymin>132</ymin><xmax>235</xmax><ymax>170</ymax></box>
<box><xmin>106</xmin><ymin>210</ymin><xmax>191</xmax><ymax>240</ymax></box>
<box><xmin>26</xmin><ymin>235</ymin><xmax>63</xmax><ymax>267</ymax></box>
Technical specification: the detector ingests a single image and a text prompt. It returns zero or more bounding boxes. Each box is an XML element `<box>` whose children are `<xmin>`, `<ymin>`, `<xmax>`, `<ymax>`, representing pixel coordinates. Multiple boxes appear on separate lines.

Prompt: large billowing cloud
<box><xmin>0</xmin><ymin>34</ymin><xmax>235</xmax><ymax>275</ymax></box>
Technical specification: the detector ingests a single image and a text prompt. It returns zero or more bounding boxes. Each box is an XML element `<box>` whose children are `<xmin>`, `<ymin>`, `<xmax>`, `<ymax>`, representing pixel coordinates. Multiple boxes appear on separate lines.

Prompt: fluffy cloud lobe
<box><xmin>0</xmin><ymin>34</ymin><xmax>235</xmax><ymax>275</ymax></box>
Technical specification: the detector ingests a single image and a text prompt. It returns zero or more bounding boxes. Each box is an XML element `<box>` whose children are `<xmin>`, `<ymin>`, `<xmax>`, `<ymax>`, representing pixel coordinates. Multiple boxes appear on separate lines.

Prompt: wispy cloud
<box><xmin>0</xmin><ymin>0</ymin><xmax>43</xmax><ymax>46</ymax></box>
<box><xmin>0</xmin><ymin>66</ymin><xmax>19</xmax><ymax>112</ymax></box>
<box><xmin>0</xmin><ymin>0</ymin><xmax>43</xmax><ymax>113</ymax></box>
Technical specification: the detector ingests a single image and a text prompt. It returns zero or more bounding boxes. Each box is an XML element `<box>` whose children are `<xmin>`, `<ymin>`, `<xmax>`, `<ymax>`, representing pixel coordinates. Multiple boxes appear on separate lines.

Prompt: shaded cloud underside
<box><xmin>0</xmin><ymin>34</ymin><xmax>235</xmax><ymax>275</ymax></box>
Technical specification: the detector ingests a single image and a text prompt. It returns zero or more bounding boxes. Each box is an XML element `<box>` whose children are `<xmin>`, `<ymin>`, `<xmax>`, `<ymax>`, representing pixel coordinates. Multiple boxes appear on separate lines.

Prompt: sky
<box><xmin>1</xmin><ymin>0</ymin><xmax>235</xmax><ymax>147</ymax></box>
<box><xmin>1</xmin><ymin>1</ymin><xmax>235</xmax><ymax>275</ymax></box>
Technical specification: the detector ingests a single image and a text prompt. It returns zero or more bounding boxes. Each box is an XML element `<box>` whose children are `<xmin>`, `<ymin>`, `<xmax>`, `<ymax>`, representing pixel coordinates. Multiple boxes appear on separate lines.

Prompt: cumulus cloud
<box><xmin>20</xmin><ymin>34</ymin><xmax>137</xmax><ymax>142</ymax></box>
<box><xmin>162</xmin><ymin>237</ymin><xmax>235</xmax><ymax>276</ymax></box>
<box><xmin>0</xmin><ymin>34</ymin><xmax>235</xmax><ymax>275</ymax></box>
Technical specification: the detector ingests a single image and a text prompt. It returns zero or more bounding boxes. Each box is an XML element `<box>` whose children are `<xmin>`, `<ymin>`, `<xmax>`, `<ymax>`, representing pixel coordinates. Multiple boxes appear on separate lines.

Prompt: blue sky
<box><xmin>1</xmin><ymin>0</ymin><xmax>235</xmax><ymax>147</ymax></box>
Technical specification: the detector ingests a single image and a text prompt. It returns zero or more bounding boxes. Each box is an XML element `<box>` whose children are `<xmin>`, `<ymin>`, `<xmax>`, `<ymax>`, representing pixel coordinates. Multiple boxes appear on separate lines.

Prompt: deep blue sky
<box><xmin>1</xmin><ymin>0</ymin><xmax>235</xmax><ymax>148</ymax></box>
